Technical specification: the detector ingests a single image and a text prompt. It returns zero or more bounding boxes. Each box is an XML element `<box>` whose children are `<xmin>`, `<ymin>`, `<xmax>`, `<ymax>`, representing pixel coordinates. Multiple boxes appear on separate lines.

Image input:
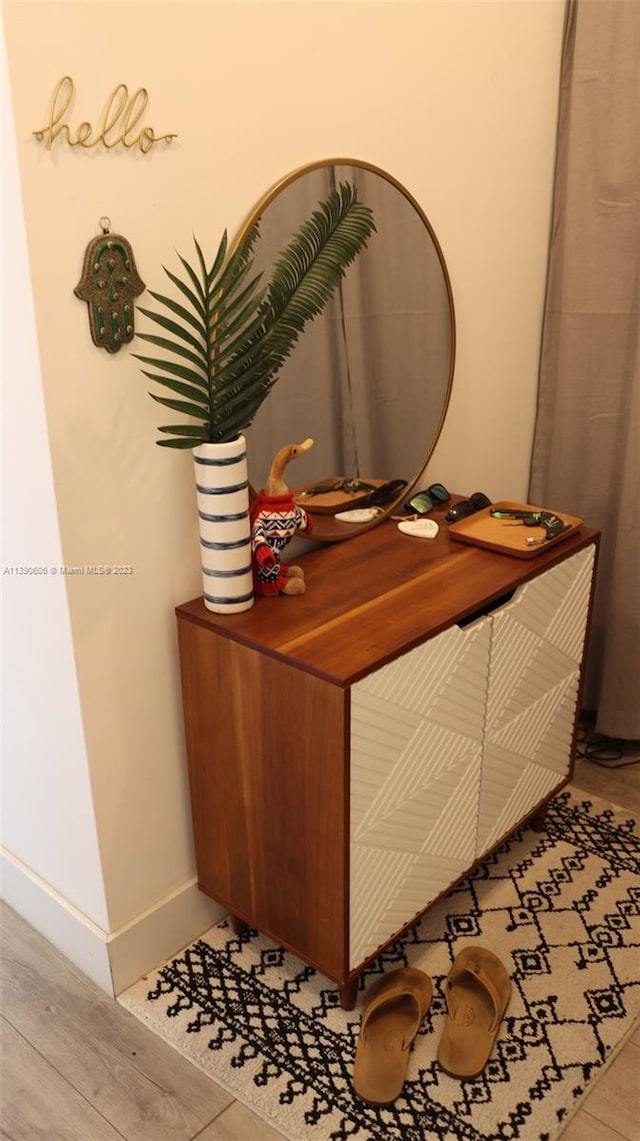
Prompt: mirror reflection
<box><xmin>238</xmin><ymin>160</ymin><xmax>455</xmax><ymax>540</ymax></box>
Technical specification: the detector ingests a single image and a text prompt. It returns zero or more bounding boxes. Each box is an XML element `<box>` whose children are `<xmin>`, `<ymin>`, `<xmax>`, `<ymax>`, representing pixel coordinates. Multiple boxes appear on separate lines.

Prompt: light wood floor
<box><xmin>2</xmin><ymin>739</ymin><xmax>639</xmax><ymax>1141</ymax></box>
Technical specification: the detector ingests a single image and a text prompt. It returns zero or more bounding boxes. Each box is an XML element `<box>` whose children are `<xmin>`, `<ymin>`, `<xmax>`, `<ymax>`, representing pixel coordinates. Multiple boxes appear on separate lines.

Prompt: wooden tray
<box><xmin>293</xmin><ymin>477</ymin><xmax>385</xmax><ymax>515</ymax></box>
<box><xmin>448</xmin><ymin>500</ymin><xmax>583</xmax><ymax>558</ymax></box>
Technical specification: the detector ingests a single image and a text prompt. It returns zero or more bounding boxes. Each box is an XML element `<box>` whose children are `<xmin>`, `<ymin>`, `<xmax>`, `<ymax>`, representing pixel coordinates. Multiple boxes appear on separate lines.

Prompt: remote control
<box><xmin>540</xmin><ymin>512</ymin><xmax>568</xmax><ymax>540</ymax></box>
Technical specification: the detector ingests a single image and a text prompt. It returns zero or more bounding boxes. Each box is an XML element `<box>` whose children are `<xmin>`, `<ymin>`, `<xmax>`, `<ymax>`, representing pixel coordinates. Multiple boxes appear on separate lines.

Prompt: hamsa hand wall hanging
<box><xmin>75</xmin><ymin>218</ymin><xmax>145</xmax><ymax>352</ymax></box>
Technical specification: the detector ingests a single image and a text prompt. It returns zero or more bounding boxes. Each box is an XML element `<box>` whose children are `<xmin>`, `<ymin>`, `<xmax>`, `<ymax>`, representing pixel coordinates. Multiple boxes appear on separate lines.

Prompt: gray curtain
<box><xmin>529</xmin><ymin>0</ymin><xmax>639</xmax><ymax>739</ymax></box>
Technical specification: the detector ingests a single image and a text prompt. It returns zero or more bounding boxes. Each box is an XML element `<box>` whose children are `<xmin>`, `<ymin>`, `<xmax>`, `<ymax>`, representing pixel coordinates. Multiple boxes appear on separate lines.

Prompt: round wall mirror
<box><xmin>236</xmin><ymin>159</ymin><xmax>456</xmax><ymax>541</ymax></box>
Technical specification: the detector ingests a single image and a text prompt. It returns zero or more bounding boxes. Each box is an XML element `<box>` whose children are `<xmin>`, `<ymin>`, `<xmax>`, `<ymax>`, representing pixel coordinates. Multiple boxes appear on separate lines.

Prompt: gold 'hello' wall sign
<box><xmin>33</xmin><ymin>77</ymin><xmax>177</xmax><ymax>154</ymax></box>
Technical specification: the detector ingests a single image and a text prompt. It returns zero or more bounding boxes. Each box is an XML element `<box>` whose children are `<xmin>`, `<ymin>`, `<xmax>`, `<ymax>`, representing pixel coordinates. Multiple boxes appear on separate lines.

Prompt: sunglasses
<box><xmin>400</xmin><ymin>482</ymin><xmax>451</xmax><ymax>516</ymax></box>
<box><xmin>445</xmin><ymin>491</ymin><xmax>492</xmax><ymax>522</ymax></box>
<box><xmin>359</xmin><ymin>478</ymin><xmax>408</xmax><ymax>507</ymax></box>
<box><xmin>298</xmin><ymin>478</ymin><xmax>379</xmax><ymax>498</ymax></box>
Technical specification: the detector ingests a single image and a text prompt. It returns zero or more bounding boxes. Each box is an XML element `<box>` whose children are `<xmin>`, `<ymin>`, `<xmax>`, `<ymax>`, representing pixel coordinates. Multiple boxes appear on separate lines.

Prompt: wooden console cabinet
<box><xmin>176</xmin><ymin>514</ymin><xmax>598</xmax><ymax>1008</ymax></box>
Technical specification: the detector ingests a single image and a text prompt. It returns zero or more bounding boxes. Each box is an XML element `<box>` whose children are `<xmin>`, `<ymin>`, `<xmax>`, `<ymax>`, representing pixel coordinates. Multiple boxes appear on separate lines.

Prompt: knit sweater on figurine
<box><xmin>250</xmin><ymin>492</ymin><xmax>313</xmax><ymax>595</ymax></box>
<box><xmin>249</xmin><ymin>438</ymin><xmax>314</xmax><ymax>597</ymax></box>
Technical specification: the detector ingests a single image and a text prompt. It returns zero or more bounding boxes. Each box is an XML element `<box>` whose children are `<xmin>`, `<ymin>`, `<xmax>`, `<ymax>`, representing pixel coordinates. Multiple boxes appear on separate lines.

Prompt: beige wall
<box><xmin>2</xmin><ymin>0</ymin><xmax>566</xmax><ymax>987</ymax></box>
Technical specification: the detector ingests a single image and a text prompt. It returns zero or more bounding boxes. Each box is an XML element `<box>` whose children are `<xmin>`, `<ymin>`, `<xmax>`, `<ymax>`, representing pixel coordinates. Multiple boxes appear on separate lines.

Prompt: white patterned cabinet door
<box><xmin>477</xmin><ymin>546</ymin><xmax>596</xmax><ymax>856</ymax></box>
<box><xmin>349</xmin><ymin>618</ymin><xmax>491</xmax><ymax>968</ymax></box>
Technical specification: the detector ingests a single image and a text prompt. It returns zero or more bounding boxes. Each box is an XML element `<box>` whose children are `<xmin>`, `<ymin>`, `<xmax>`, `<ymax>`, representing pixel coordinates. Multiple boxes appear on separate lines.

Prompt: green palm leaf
<box><xmin>135</xmin><ymin>333</ymin><xmax>208</xmax><ymax>375</ymax></box>
<box><xmin>157</xmin><ymin>436</ymin><xmax>207</xmax><ymax>449</ymax></box>
<box><xmin>145</xmin><ymin>290</ymin><xmax>206</xmax><ymax>338</ymax></box>
<box><xmin>150</xmin><ymin>395</ymin><xmax>210</xmax><ymax>419</ymax></box>
<box><xmin>136</xmin><ymin>306</ymin><xmax>206</xmax><ymax>358</ymax></box>
<box><xmin>143</xmin><ymin>376</ymin><xmax>209</xmax><ymax>404</ymax></box>
<box><xmin>213</xmin><ymin>184</ymin><xmax>376</xmax><ymax>417</ymax></box>
<box><xmin>157</xmin><ymin>424</ymin><xmax>211</xmax><ymax>437</ymax></box>
<box><xmin>136</xmin><ymin>184</ymin><xmax>375</xmax><ymax>446</ymax></box>
<box><xmin>135</xmin><ymin>355</ymin><xmax>208</xmax><ymax>391</ymax></box>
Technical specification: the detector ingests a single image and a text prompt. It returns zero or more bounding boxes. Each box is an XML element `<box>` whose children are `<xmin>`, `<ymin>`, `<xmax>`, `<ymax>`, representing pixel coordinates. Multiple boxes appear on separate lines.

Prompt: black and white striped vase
<box><xmin>193</xmin><ymin>437</ymin><xmax>254</xmax><ymax>614</ymax></box>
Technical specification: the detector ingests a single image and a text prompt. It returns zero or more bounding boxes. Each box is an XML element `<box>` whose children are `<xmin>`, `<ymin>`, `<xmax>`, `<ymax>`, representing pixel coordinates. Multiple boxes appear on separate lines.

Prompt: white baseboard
<box><xmin>0</xmin><ymin>847</ymin><xmax>113</xmax><ymax>992</ymax></box>
<box><xmin>1</xmin><ymin>848</ymin><xmax>225</xmax><ymax>996</ymax></box>
<box><xmin>108</xmin><ymin>877</ymin><xmax>225</xmax><ymax>995</ymax></box>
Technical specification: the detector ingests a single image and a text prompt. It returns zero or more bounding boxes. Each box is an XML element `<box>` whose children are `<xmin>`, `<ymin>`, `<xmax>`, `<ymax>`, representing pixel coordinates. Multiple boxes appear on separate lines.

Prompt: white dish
<box><xmin>334</xmin><ymin>508</ymin><xmax>382</xmax><ymax>524</ymax></box>
<box><xmin>397</xmin><ymin>518</ymin><xmax>439</xmax><ymax>539</ymax></box>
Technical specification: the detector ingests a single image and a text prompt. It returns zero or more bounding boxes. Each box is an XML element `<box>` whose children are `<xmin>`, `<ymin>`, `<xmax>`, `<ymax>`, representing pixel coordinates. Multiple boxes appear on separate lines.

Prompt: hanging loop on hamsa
<box><xmin>74</xmin><ymin>219</ymin><xmax>145</xmax><ymax>353</ymax></box>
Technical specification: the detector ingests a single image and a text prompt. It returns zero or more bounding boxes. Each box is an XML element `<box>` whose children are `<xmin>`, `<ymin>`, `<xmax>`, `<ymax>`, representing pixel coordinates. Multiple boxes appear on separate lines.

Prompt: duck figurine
<box><xmin>250</xmin><ymin>439</ymin><xmax>315</xmax><ymax>596</ymax></box>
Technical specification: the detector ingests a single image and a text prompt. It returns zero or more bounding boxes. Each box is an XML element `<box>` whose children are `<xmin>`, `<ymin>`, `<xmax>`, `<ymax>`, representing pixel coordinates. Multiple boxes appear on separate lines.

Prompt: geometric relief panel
<box><xmin>536</xmin><ymin>544</ymin><xmax>596</xmax><ymax>660</ymax></box>
<box><xmin>479</xmin><ymin>547</ymin><xmax>595</xmax><ymax>856</ymax></box>
<box><xmin>486</xmin><ymin>667</ymin><xmax>580</xmax><ymax>762</ymax></box>
<box><xmin>349</xmin><ymin>845</ymin><xmax>468</xmax><ymax>967</ymax></box>
<box><xmin>349</xmin><ymin>619</ymin><xmax>491</xmax><ymax>967</ymax></box>
<box><xmin>477</xmin><ymin>741</ymin><xmax>570</xmax><ymax>856</ymax></box>
<box><xmin>347</xmin><ymin>545</ymin><xmax>595</xmax><ymax>968</ymax></box>
<box><xmin>485</xmin><ymin>548</ymin><xmax>594</xmax><ymax>752</ymax></box>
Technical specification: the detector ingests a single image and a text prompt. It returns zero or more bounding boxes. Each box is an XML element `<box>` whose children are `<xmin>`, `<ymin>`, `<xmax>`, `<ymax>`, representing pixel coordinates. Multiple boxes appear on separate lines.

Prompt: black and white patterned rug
<box><xmin>120</xmin><ymin>791</ymin><xmax>640</xmax><ymax>1140</ymax></box>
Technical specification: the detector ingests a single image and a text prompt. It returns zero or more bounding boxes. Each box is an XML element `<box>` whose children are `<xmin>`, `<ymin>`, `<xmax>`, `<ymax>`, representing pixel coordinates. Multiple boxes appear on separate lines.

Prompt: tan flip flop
<box><xmin>438</xmin><ymin>946</ymin><xmax>511</xmax><ymax>1079</ymax></box>
<box><xmin>353</xmin><ymin>967</ymin><xmax>433</xmax><ymax>1104</ymax></box>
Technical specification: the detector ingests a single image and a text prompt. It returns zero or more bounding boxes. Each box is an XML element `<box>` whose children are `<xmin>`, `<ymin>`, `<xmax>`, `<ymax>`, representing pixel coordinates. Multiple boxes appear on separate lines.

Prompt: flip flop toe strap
<box><xmin>445</xmin><ymin>960</ymin><xmax>504</xmax><ymax>1032</ymax></box>
<box><xmin>360</xmin><ymin>975</ymin><xmax>431</xmax><ymax>1046</ymax></box>
<box><xmin>361</xmin><ymin>987</ymin><xmax>422</xmax><ymax>1038</ymax></box>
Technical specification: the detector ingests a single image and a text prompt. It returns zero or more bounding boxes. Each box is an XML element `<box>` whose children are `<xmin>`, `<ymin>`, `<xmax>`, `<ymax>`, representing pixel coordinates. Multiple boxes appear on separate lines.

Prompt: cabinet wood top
<box><xmin>176</xmin><ymin>512</ymin><xmax>599</xmax><ymax>686</ymax></box>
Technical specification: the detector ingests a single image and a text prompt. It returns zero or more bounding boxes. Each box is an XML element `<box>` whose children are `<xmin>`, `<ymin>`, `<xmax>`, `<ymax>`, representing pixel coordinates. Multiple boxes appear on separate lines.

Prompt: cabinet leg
<box><xmin>530</xmin><ymin>803</ymin><xmax>548</xmax><ymax>833</ymax></box>
<box><xmin>339</xmin><ymin>977</ymin><xmax>359</xmax><ymax>1011</ymax></box>
<box><xmin>230</xmin><ymin>913</ymin><xmax>248</xmax><ymax>936</ymax></box>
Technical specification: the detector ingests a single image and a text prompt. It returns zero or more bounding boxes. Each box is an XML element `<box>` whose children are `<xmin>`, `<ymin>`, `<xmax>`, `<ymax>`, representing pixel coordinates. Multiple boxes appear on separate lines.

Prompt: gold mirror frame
<box><xmin>233</xmin><ymin>158</ymin><xmax>456</xmax><ymax>541</ymax></box>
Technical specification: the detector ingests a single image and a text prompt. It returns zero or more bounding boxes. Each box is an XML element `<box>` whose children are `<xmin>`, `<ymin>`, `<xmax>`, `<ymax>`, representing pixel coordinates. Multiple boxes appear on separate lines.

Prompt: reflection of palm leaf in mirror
<box><xmin>134</xmin><ymin>183</ymin><xmax>376</xmax><ymax>447</ymax></box>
